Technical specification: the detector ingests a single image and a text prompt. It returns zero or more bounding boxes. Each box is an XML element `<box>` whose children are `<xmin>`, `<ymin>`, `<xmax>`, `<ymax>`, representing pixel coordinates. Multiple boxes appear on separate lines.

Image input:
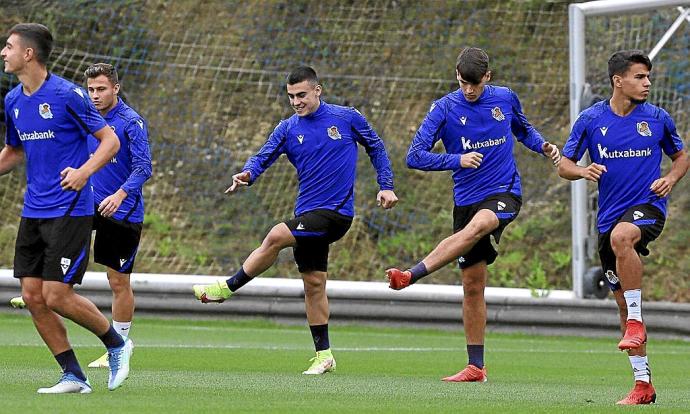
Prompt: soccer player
<box><xmin>558</xmin><ymin>50</ymin><xmax>687</xmax><ymax>405</ymax></box>
<box><xmin>193</xmin><ymin>66</ymin><xmax>398</xmax><ymax>374</ymax></box>
<box><xmin>83</xmin><ymin>63</ymin><xmax>152</xmax><ymax>368</ymax></box>
<box><xmin>386</xmin><ymin>47</ymin><xmax>560</xmax><ymax>382</ymax></box>
<box><xmin>0</xmin><ymin>23</ymin><xmax>133</xmax><ymax>393</ymax></box>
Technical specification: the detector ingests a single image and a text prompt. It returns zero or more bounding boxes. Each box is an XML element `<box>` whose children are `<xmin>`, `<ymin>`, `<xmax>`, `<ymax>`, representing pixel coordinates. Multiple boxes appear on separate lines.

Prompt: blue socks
<box><xmin>226</xmin><ymin>267</ymin><xmax>252</xmax><ymax>292</ymax></box>
<box><xmin>467</xmin><ymin>344</ymin><xmax>484</xmax><ymax>368</ymax></box>
<box><xmin>309</xmin><ymin>324</ymin><xmax>330</xmax><ymax>351</ymax></box>
<box><xmin>99</xmin><ymin>325</ymin><xmax>125</xmax><ymax>349</ymax></box>
<box><xmin>55</xmin><ymin>349</ymin><xmax>86</xmax><ymax>381</ymax></box>
<box><xmin>409</xmin><ymin>262</ymin><xmax>429</xmax><ymax>284</ymax></box>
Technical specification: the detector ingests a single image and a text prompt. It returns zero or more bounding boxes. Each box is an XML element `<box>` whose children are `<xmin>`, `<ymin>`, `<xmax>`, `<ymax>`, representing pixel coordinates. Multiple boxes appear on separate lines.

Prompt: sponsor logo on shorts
<box><xmin>39</xmin><ymin>103</ymin><xmax>53</xmax><ymax>119</ymax></box>
<box><xmin>296</xmin><ymin>222</ymin><xmax>305</xmax><ymax>230</ymax></box>
<box><xmin>497</xmin><ymin>201</ymin><xmax>506</xmax><ymax>211</ymax></box>
<box><xmin>60</xmin><ymin>257</ymin><xmax>71</xmax><ymax>275</ymax></box>
<box><xmin>636</xmin><ymin>121</ymin><xmax>652</xmax><ymax>137</ymax></box>
<box><xmin>605</xmin><ymin>270</ymin><xmax>619</xmax><ymax>285</ymax></box>
<box><xmin>120</xmin><ymin>258</ymin><xmax>127</xmax><ymax>267</ymax></box>
<box><xmin>633</xmin><ymin>211</ymin><xmax>644</xmax><ymax>220</ymax></box>
<box><xmin>458</xmin><ymin>256</ymin><xmax>466</xmax><ymax>264</ymax></box>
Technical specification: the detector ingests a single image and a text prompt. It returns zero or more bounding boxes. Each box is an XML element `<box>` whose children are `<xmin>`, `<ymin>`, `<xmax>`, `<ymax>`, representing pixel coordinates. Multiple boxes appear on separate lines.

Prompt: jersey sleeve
<box><xmin>562</xmin><ymin>113</ymin><xmax>591</xmax><ymax>162</ymax></box>
<box><xmin>350</xmin><ymin>108</ymin><xmax>394</xmax><ymax>190</ymax></box>
<box><xmin>4</xmin><ymin>99</ymin><xmax>20</xmax><ymax>147</ymax></box>
<box><xmin>406</xmin><ymin>100</ymin><xmax>460</xmax><ymax>171</ymax></box>
<box><xmin>509</xmin><ymin>89</ymin><xmax>545</xmax><ymax>154</ymax></box>
<box><xmin>659</xmin><ymin>109</ymin><xmax>684</xmax><ymax>156</ymax></box>
<box><xmin>120</xmin><ymin>118</ymin><xmax>153</xmax><ymax>195</ymax></box>
<box><xmin>65</xmin><ymin>87</ymin><xmax>107</xmax><ymax>135</ymax></box>
<box><xmin>243</xmin><ymin>120</ymin><xmax>288</xmax><ymax>184</ymax></box>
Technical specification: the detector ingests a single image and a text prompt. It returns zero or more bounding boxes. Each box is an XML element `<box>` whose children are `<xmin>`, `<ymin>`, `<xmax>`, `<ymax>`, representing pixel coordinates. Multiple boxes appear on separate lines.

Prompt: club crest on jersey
<box><xmin>491</xmin><ymin>106</ymin><xmax>505</xmax><ymax>121</ymax></box>
<box><xmin>636</xmin><ymin>121</ymin><xmax>651</xmax><ymax>137</ymax></box>
<box><xmin>327</xmin><ymin>126</ymin><xmax>342</xmax><ymax>140</ymax></box>
<box><xmin>599</xmin><ymin>126</ymin><xmax>608</xmax><ymax>136</ymax></box>
<box><xmin>460</xmin><ymin>116</ymin><xmax>467</xmax><ymax>125</ymax></box>
<box><xmin>14</xmin><ymin>108</ymin><xmax>19</xmax><ymax>118</ymax></box>
<box><xmin>39</xmin><ymin>103</ymin><xmax>53</xmax><ymax>119</ymax></box>
<box><xmin>60</xmin><ymin>257</ymin><xmax>71</xmax><ymax>275</ymax></box>
<box><xmin>605</xmin><ymin>270</ymin><xmax>619</xmax><ymax>284</ymax></box>
<box><xmin>297</xmin><ymin>134</ymin><xmax>304</xmax><ymax>144</ymax></box>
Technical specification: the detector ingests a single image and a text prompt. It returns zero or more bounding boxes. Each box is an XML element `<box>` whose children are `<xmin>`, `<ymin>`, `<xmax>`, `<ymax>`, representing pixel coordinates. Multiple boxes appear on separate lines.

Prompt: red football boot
<box><xmin>442</xmin><ymin>364</ymin><xmax>488</xmax><ymax>383</ymax></box>
<box><xmin>618</xmin><ymin>320</ymin><xmax>647</xmax><ymax>350</ymax></box>
<box><xmin>616</xmin><ymin>381</ymin><xmax>656</xmax><ymax>405</ymax></box>
<box><xmin>386</xmin><ymin>268</ymin><xmax>411</xmax><ymax>290</ymax></box>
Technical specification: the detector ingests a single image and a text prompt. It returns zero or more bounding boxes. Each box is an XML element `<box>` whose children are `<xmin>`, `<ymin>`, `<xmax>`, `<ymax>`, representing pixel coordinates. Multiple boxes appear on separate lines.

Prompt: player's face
<box><xmin>457</xmin><ymin>71</ymin><xmax>491</xmax><ymax>102</ymax></box>
<box><xmin>615</xmin><ymin>63</ymin><xmax>651</xmax><ymax>103</ymax></box>
<box><xmin>87</xmin><ymin>75</ymin><xmax>120</xmax><ymax>113</ymax></box>
<box><xmin>1</xmin><ymin>34</ymin><xmax>28</xmax><ymax>74</ymax></box>
<box><xmin>287</xmin><ymin>81</ymin><xmax>322</xmax><ymax>116</ymax></box>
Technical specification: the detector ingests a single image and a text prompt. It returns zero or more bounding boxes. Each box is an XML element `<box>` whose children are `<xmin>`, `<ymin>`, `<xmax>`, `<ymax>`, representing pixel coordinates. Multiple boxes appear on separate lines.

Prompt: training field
<box><xmin>1</xmin><ymin>313</ymin><xmax>688</xmax><ymax>413</ymax></box>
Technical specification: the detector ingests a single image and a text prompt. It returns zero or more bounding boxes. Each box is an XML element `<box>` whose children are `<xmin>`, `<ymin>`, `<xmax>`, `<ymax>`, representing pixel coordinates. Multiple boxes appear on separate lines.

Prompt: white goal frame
<box><xmin>569</xmin><ymin>0</ymin><xmax>690</xmax><ymax>298</ymax></box>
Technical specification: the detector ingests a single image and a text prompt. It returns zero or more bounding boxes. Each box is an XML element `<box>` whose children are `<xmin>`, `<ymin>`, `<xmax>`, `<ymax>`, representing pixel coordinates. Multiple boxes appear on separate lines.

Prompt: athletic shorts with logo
<box><xmin>453</xmin><ymin>192</ymin><xmax>522</xmax><ymax>269</ymax></box>
<box><xmin>93</xmin><ymin>211</ymin><xmax>143</xmax><ymax>274</ymax></box>
<box><xmin>14</xmin><ymin>216</ymin><xmax>92</xmax><ymax>284</ymax></box>
<box><xmin>598</xmin><ymin>203</ymin><xmax>665</xmax><ymax>291</ymax></box>
<box><xmin>284</xmin><ymin>209</ymin><xmax>353</xmax><ymax>273</ymax></box>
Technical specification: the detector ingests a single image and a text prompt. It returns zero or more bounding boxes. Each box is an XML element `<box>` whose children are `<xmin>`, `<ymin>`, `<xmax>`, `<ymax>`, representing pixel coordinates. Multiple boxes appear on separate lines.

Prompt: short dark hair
<box><xmin>84</xmin><ymin>63</ymin><xmax>119</xmax><ymax>85</ymax></box>
<box><xmin>8</xmin><ymin>23</ymin><xmax>53</xmax><ymax>66</ymax></box>
<box><xmin>456</xmin><ymin>47</ymin><xmax>489</xmax><ymax>85</ymax></box>
<box><xmin>286</xmin><ymin>66</ymin><xmax>319</xmax><ymax>86</ymax></box>
<box><xmin>608</xmin><ymin>50</ymin><xmax>652</xmax><ymax>87</ymax></box>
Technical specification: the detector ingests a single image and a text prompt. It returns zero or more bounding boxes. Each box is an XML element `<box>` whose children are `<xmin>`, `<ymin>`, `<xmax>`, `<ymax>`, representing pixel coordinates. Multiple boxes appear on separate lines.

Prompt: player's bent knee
<box><xmin>22</xmin><ymin>291</ymin><xmax>46</xmax><ymax>308</ymax></box>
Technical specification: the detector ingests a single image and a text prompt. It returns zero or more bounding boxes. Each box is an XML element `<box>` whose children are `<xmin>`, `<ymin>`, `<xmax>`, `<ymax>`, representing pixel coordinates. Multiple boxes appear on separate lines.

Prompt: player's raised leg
<box><xmin>193</xmin><ymin>223</ymin><xmax>296</xmax><ymax>303</ymax></box>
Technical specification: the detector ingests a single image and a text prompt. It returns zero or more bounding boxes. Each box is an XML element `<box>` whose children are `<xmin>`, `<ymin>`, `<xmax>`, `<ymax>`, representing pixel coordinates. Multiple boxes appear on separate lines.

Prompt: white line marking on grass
<box><xmin>1</xmin><ymin>342</ymin><xmax>688</xmax><ymax>355</ymax></box>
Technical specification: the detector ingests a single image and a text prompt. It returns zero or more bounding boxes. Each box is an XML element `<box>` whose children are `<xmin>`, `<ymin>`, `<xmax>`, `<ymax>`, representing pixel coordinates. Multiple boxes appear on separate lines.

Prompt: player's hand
<box><xmin>225</xmin><ymin>171</ymin><xmax>251</xmax><ymax>194</ymax></box>
<box><xmin>60</xmin><ymin>167</ymin><xmax>89</xmax><ymax>191</ymax></box>
<box><xmin>580</xmin><ymin>163</ymin><xmax>607</xmax><ymax>182</ymax></box>
<box><xmin>542</xmin><ymin>141</ymin><xmax>562</xmax><ymax>165</ymax></box>
<box><xmin>377</xmin><ymin>190</ymin><xmax>398</xmax><ymax>209</ymax></box>
<box><xmin>98</xmin><ymin>191</ymin><xmax>127</xmax><ymax>217</ymax></box>
<box><xmin>460</xmin><ymin>152</ymin><xmax>483</xmax><ymax>169</ymax></box>
<box><xmin>650</xmin><ymin>176</ymin><xmax>676</xmax><ymax>198</ymax></box>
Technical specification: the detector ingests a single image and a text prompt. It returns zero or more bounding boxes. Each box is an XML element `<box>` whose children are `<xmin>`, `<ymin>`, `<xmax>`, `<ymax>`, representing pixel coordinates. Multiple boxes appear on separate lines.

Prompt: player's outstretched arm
<box><xmin>61</xmin><ymin>125</ymin><xmax>119</xmax><ymax>191</ymax></box>
<box><xmin>557</xmin><ymin>157</ymin><xmax>606</xmax><ymax>182</ymax></box>
<box><xmin>0</xmin><ymin>145</ymin><xmax>24</xmax><ymax>175</ymax></box>
<box><xmin>225</xmin><ymin>171</ymin><xmax>251</xmax><ymax>194</ymax></box>
<box><xmin>650</xmin><ymin>149</ymin><xmax>689</xmax><ymax>197</ymax></box>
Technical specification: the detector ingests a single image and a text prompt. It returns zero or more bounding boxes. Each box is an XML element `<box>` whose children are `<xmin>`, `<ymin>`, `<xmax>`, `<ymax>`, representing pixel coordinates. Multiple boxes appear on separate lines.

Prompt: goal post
<box><xmin>568</xmin><ymin>0</ymin><xmax>690</xmax><ymax>298</ymax></box>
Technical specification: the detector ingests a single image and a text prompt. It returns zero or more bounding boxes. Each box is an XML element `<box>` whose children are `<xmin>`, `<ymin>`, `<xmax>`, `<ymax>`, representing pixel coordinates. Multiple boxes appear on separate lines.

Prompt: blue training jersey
<box><xmin>88</xmin><ymin>98</ymin><xmax>152</xmax><ymax>223</ymax></box>
<box><xmin>563</xmin><ymin>100</ymin><xmax>684</xmax><ymax>233</ymax></box>
<box><xmin>407</xmin><ymin>85</ymin><xmax>546</xmax><ymax>206</ymax></box>
<box><xmin>4</xmin><ymin>73</ymin><xmax>107</xmax><ymax>218</ymax></box>
<box><xmin>244</xmin><ymin>101</ymin><xmax>394</xmax><ymax>217</ymax></box>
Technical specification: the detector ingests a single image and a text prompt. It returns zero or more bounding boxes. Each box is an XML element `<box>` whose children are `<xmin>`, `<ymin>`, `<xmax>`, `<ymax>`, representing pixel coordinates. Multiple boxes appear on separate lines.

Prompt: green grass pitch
<box><xmin>1</xmin><ymin>312</ymin><xmax>688</xmax><ymax>413</ymax></box>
